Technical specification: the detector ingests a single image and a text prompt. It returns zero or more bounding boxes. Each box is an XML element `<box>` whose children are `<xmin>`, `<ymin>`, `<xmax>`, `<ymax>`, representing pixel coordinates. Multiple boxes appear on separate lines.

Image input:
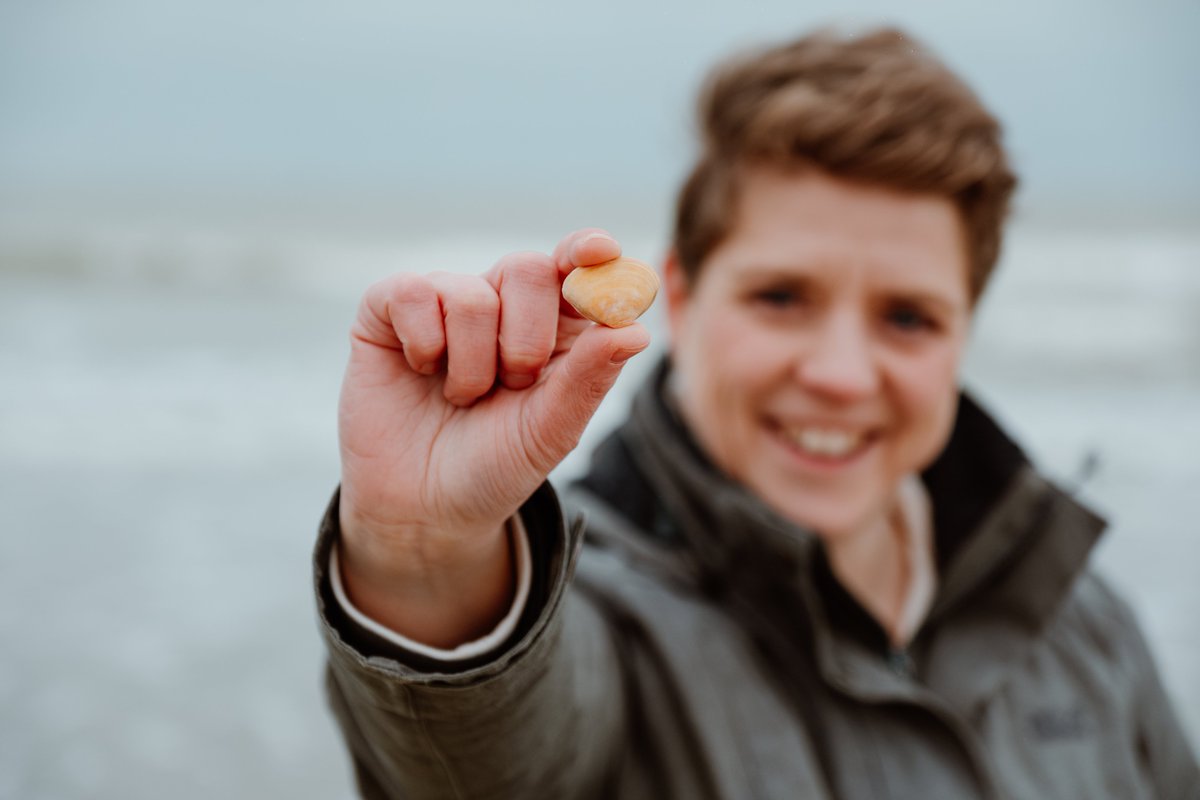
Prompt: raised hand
<box><xmin>335</xmin><ymin>230</ymin><xmax>651</xmax><ymax>646</ymax></box>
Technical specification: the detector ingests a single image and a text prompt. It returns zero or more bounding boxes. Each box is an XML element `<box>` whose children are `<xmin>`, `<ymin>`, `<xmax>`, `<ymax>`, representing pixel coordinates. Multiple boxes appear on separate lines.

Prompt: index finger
<box><xmin>551</xmin><ymin>228</ymin><xmax>623</xmax><ymax>277</ymax></box>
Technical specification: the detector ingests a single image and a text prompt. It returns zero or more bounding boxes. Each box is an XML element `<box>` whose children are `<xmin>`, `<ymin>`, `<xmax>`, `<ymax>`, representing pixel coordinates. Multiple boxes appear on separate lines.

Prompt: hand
<box><xmin>335</xmin><ymin>229</ymin><xmax>650</xmax><ymax>645</ymax></box>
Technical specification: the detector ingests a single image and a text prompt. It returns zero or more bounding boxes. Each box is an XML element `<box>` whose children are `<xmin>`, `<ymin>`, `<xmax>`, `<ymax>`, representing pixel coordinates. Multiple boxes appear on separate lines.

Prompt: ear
<box><xmin>663</xmin><ymin>249</ymin><xmax>693</xmax><ymax>349</ymax></box>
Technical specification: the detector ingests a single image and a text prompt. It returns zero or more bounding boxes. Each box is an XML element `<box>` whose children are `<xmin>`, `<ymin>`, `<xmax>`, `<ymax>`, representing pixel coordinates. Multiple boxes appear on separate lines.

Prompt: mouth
<box><xmin>766</xmin><ymin>418</ymin><xmax>880</xmax><ymax>466</ymax></box>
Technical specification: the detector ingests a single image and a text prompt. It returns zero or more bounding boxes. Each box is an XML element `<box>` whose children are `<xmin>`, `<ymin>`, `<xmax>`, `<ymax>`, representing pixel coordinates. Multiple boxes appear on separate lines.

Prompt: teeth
<box><xmin>788</xmin><ymin>427</ymin><xmax>863</xmax><ymax>458</ymax></box>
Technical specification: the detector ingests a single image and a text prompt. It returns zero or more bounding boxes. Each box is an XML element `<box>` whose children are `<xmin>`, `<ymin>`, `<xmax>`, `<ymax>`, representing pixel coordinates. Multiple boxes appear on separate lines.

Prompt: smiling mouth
<box><xmin>768</xmin><ymin>420</ymin><xmax>878</xmax><ymax>462</ymax></box>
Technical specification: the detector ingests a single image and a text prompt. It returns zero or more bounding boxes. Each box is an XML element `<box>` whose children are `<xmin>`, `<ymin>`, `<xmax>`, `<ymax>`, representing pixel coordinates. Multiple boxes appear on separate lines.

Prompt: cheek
<box><xmin>893</xmin><ymin>347</ymin><xmax>964</xmax><ymax>459</ymax></box>
<box><xmin>674</xmin><ymin>309</ymin><xmax>788</xmax><ymax>471</ymax></box>
<box><xmin>713</xmin><ymin>324</ymin><xmax>800</xmax><ymax>429</ymax></box>
<box><xmin>681</xmin><ymin>306</ymin><xmax>778</xmax><ymax>391</ymax></box>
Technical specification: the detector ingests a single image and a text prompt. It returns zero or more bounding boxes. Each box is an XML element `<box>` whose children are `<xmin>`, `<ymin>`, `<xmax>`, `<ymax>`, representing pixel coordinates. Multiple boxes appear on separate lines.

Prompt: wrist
<box><xmin>329</xmin><ymin>516</ymin><xmax>534</xmax><ymax>659</ymax></box>
<box><xmin>336</xmin><ymin>514</ymin><xmax>516</xmax><ymax>648</ymax></box>
<box><xmin>337</xmin><ymin>492</ymin><xmax>509</xmax><ymax>572</ymax></box>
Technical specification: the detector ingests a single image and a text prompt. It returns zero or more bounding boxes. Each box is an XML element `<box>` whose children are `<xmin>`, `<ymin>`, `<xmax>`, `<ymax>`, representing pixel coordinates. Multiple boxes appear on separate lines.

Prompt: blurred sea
<box><xmin>1</xmin><ymin>223</ymin><xmax>1198</xmax><ymax>798</ymax></box>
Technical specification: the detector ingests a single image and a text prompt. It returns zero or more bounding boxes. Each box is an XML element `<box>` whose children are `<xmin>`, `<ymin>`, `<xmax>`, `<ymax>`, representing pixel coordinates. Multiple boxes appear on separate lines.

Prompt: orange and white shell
<box><xmin>561</xmin><ymin>257</ymin><xmax>660</xmax><ymax>328</ymax></box>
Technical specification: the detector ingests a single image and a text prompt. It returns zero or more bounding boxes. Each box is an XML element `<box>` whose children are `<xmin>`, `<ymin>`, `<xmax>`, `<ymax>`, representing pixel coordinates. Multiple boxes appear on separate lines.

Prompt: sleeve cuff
<box><xmin>328</xmin><ymin>516</ymin><xmax>533</xmax><ymax>662</ymax></box>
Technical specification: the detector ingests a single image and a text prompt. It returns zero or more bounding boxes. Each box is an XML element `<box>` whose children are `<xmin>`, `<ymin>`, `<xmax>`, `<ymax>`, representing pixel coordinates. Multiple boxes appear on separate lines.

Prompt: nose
<box><xmin>796</xmin><ymin>310</ymin><xmax>880</xmax><ymax>401</ymax></box>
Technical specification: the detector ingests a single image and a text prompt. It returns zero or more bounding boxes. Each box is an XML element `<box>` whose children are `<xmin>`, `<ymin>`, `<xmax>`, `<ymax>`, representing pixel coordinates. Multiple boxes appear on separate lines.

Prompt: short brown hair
<box><xmin>673</xmin><ymin>27</ymin><xmax>1017</xmax><ymax>302</ymax></box>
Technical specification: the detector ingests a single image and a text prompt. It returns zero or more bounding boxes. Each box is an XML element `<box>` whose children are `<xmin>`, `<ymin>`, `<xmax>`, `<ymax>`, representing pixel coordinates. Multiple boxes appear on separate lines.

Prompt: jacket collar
<box><xmin>574</xmin><ymin>358</ymin><xmax>1106</xmax><ymax>700</ymax></box>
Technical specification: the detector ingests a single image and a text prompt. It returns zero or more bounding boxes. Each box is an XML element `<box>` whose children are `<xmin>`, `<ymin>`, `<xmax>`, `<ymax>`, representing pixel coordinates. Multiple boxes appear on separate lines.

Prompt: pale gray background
<box><xmin>2</xmin><ymin>2</ymin><xmax>1198</xmax><ymax>798</ymax></box>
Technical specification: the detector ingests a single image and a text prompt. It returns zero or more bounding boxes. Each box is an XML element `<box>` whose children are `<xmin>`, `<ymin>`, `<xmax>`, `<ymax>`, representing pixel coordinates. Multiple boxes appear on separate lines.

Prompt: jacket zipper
<box><xmin>886</xmin><ymin>646</ymin><xmax>915</xmax><ymax>679</ymax></box>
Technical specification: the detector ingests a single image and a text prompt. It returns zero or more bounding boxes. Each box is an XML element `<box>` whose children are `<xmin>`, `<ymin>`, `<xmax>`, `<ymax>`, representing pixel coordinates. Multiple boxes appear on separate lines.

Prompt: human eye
<box><xmin>754</xmin><ymin>287</ymin><xmax>801</xmax><ymax>308</ymax></box>
<box><xmin>884</xmin><ymin>303</ymin><xmax>937</xmax><ymax>333</ymax></box>
<box><xmin>748</xmin><ymin>279</ymin><xmax>810</xmax><ymax>311</ymax></box>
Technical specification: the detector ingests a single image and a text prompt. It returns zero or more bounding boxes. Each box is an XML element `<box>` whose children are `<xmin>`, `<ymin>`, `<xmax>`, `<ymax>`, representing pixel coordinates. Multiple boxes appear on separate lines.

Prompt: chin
<box><xmin>762</xmin><ymin>484</ymin><xmax>878</xmax><ymax>541</ymax></box>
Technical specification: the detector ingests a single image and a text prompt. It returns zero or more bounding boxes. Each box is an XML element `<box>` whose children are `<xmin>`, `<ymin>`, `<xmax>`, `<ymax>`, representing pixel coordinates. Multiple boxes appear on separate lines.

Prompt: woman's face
<box><xmin>667</xmin><ymin>168</ymin><xmax>972</xmax><ymax>539</ymax></box>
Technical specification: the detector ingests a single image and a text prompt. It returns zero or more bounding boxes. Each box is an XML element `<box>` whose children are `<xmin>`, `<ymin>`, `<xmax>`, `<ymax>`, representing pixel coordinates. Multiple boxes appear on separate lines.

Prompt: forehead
<box><xmin>705</xmin><ymin>168</ymin><xmax>969</xmax><ymax>299</ymax></box>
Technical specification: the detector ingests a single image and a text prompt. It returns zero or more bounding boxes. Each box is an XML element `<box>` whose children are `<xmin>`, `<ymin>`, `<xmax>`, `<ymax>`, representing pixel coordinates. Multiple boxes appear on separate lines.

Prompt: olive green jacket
<box><xmin>314</xmin><ymin>363</ymin><xmax>1199</xmax><ymax>799</ymax></box>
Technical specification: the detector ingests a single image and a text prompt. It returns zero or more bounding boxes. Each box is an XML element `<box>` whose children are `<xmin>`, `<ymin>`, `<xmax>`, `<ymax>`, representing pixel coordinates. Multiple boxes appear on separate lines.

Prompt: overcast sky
<box><xmin>2</xmin><ymin>0</ymin><xmax>1197</xmax><ymax>237</ymax></box>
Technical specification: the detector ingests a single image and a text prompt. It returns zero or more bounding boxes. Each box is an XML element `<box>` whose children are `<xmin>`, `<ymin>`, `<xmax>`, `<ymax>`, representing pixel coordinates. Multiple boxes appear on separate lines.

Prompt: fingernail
<box><xmin>610</xmin><ymin>348</ymin><xmax>640</xmax><ymax>365</ymax></box>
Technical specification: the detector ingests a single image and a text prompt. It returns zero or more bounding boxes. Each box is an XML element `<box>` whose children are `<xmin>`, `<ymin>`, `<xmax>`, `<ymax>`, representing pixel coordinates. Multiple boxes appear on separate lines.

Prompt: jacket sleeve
<box><xmin>1126</xmin><ymin>619</ymin><xmax>1200</xmax><ymax>799</ymax></box>
<box><xmin>313</xmin><ymin>482</ymin><xmax>627</xmax><ymax>800</ymax></box>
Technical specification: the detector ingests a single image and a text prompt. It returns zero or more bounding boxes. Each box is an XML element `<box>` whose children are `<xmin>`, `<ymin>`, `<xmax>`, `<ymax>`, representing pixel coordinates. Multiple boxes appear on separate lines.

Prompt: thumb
<box><xmin>524</xmin><ymin>323</ymin><xmax>651</xmax><ymax>472</ymax></box>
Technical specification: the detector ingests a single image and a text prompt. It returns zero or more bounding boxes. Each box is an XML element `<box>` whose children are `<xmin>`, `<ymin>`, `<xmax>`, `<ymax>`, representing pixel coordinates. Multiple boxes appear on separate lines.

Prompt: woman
<box><xmin>315</xmin><ymin>27</ymin><xmax>1199</xmax><ymax>798</ymax></box>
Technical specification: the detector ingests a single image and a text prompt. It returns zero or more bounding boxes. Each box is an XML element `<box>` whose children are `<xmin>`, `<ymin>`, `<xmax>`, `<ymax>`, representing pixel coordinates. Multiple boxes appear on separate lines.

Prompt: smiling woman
<box><xmin>666</xmin><ymin>168</ymin><xmax>971</xmax><ymax>549</ymax></box>
<box><xmin>314</xmin><ymin>26</ymin><xmax>1199</xmax><ymax>799</ymax></box>
<box><xmin>663</xmin><ymin>169</ymin><xmax>974</xmax><ymax>643</ymax></box>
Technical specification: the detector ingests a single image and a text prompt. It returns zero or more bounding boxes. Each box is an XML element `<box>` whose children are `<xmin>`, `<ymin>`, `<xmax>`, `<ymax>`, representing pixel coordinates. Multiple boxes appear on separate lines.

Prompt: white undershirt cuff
<box><xmin>329</xmin><ymin>515</ymin><xmax>533</xmax><ymax>661</ymax></box>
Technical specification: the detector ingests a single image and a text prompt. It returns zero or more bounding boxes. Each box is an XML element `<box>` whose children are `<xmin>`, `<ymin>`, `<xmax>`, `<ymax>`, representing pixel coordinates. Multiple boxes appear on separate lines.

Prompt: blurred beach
<box><xmin>3</xmin><ymin>1</ymin><xmax>1199</xmax><ymax>797</ymax></box>
<box><xmin>1</xmin><ymin>223</ymin><xmax>1198</xmax><ymax>799</ymax></box>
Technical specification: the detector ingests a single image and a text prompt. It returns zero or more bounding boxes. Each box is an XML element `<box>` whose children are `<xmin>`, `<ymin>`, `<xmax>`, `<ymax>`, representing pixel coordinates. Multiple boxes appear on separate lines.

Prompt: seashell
<box><xmin>562</xmin><ymin>257</ymin><xmax>660</xmax><ymax>328</ymax></box>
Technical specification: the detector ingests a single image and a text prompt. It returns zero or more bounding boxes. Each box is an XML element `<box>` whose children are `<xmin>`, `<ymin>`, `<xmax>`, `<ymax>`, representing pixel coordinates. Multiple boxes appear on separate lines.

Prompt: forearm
<box><xmin>324</xmin><ymin>594</ymin><xmax>623</xmax><ymax>799</ymax></box>
<box><xmin>315</xmin><ymin>484</ymin><xmax>625</xmax><ymax>799</ymax></box>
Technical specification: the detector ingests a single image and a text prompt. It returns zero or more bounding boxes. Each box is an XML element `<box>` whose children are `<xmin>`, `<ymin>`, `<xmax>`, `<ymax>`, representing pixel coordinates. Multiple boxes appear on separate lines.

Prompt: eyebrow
<box><xmin>883</xmin><ymin>290</ymin><xmax>964</xmax><ymax>317</ymax></box>
<box><xmin>733</xmin><ymin>265</ymin><xmax>821</xmax><ymax>286</ymax></box>
<box><xmin>734</xmin><ymin>266</ymin><xmax>964</xmax><ymax>315</ymax></box>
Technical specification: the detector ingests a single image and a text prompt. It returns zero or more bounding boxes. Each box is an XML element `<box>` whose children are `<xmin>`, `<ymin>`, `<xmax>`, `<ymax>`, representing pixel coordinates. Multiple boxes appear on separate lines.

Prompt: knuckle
<box><xmin>444</xmin><ymin>279</ymin><xmax>499</xmax><ymax>320</ymax></box>
<box><xmin>379</xmin><ymin>271</ymin><xmax>432</xmax><ymax>302</ymax></box>
<box><xmin>368</xmin><ymin>274</ymin><xmax>439</xmax><ymax>327</ymax></box>
<box><xmin>496</xmin><ymin>252</ymin><xmax>557</xmax><ymax>288</ymax></box>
